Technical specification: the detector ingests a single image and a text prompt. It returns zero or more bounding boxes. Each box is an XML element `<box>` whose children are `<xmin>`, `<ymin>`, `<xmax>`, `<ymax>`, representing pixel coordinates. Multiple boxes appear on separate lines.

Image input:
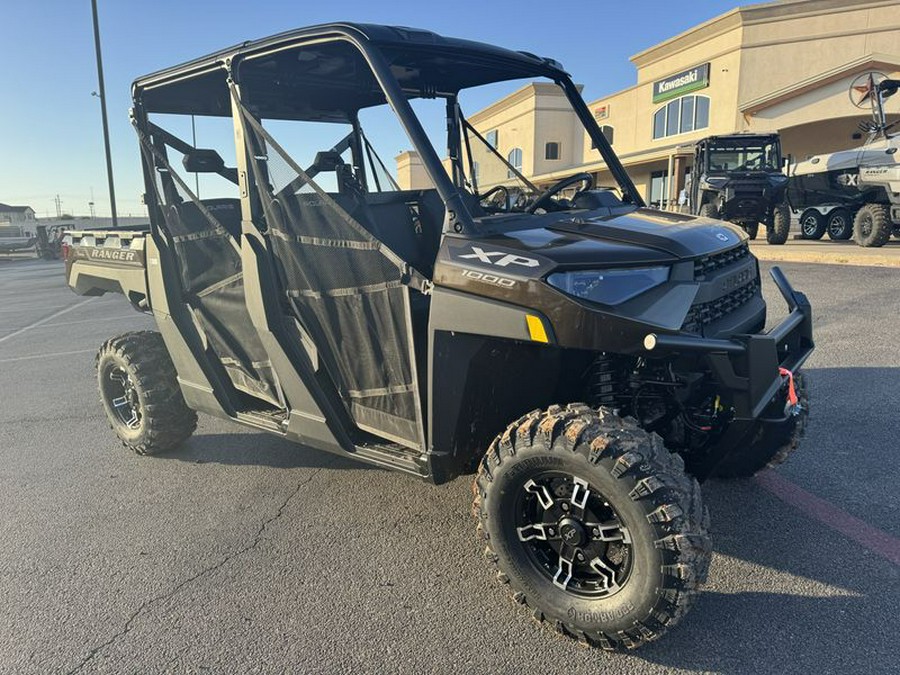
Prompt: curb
<box><xmin>750</xmin><ymin>245</ymin><xmax>900</xmax><ymax>268</ymax></box>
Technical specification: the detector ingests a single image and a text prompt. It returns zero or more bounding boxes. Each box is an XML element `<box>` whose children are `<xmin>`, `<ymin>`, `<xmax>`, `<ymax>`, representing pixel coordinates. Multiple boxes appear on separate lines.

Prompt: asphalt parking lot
<box><xmin>1</xmin><ymin>256</ymin><xmax>898</xmax><ymax>675</ymax></box>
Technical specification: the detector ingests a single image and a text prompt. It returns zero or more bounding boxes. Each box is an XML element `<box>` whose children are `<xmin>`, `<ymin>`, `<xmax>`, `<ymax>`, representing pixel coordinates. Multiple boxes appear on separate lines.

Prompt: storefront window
<box><xmin>545</xmin><ymin>141</ymin><xmax>560</xmax><ymax>160</ymax></box>
<box><xmin>602</xmin><ymin>125</ymin><xmax>614</xmax><ymax>145</ymax></box>
<box><xmin>650</xmin><ymin>170</ymin><xmax>669</xmax><ymax>209</ymax></box>
<box><xmin>680</xmin><ymin>96</ymin><xmax>695</xmax><ymax>134</ymax></box>
<box><xmin>507</xmin><ymin>147</ymin><xmax>523</xmax><ymax>178</ymax></box>
<box><xmin>695</xmin><ymin>96</ymin><xmax>710</xmax><ymax>130</ymax></box>
<box><xmin>665</xmin><ymin>100</ymin><xmax>680</xmax><ymax>137</ymax></box>
<box><xmin>652</xmin><ymin>95</ymin><xmax>710</xmax><ymax>140</ymax></box>
<box><xmin>653</xmin><ymin>109</ymin><xmax>666</xmax><ymax>140</ymax></box>
<box><xmin>590</xmin><ymin>126</ymin><xmax>614</xmax><ymax>149</ymax></box>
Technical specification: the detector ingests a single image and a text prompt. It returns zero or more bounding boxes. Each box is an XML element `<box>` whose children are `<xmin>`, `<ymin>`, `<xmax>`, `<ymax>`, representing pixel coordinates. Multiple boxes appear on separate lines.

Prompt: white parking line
<box><xmin>0</xmin><ymin>298</ymin><xmax>94</xmax><ymax>344</ymax></box>
<box><xmin>37</xmin><ymin>314</ymin><xmax>140</xmax><ymax>329</ymax></box>
<box><xmin>0</xmin><ymin>348</ymin><xmax>95</xmax><ymax>364</ymax></box>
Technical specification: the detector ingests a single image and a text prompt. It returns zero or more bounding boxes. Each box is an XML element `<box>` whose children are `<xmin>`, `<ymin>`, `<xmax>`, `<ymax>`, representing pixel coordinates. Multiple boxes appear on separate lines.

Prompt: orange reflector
<box><xmin>526</xmin><ymin>315</ymin><xmax>549</xmax><ymax>343</ymax></box>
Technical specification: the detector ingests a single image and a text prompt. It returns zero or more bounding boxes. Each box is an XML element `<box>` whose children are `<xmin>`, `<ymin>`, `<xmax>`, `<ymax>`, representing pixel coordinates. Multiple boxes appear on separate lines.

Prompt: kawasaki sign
<box><xmin>652</xmin><ymin>63</ymin><xmax>710</xmax><ymax>104</ymax></box>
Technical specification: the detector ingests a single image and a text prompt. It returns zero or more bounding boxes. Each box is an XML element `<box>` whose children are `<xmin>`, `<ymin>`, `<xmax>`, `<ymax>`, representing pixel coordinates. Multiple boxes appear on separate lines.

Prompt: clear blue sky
<box><xmin>0</xmin><ymin>0</ymin><xmax>754</xmax><ymax>217</ymax></box>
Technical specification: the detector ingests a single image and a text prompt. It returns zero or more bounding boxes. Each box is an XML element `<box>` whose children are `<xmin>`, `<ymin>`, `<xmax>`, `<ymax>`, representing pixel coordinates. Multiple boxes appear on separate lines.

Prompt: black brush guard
<box><xmin>643</xmin><ymin>266</ymin><xmax>813</xmax><ymax>479</ymax></box>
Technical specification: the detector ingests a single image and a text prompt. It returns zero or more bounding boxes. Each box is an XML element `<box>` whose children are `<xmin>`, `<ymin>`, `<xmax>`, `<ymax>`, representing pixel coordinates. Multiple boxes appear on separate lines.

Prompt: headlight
<box><xmin>547</xmin><ymin>267</ymin><xmax>669</xmax><ymax>305</ymax></box>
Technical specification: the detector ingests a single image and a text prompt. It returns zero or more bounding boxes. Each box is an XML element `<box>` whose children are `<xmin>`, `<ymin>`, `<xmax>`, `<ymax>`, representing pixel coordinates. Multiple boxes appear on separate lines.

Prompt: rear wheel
<box><xmin>826</xmin><ymin>208</ymin><xmax>853</xmax><ymax>240</ymax></box>
<box><xmin>474</xmin><ymin>405</ymin><xmax>710</xmax><ymax>650</ymax></box>
<box><xmin>96</xmin><ymin>331</ymin><xmax>197</xmax><ymax>455</ymax></box>
<box><xmin>766</xmin><ymin>205</ymin><xmax>791</xmax><ymax>245</ymax></box>
<box><xmin>799</xmin><ymin>209</ymin><xmax>826</xmax><ymax>240</ymax></box>
<box><xmin>744</xmin><ymin>221</ymin><xmax>759</xmax><ymax>240</ymax></box>
<box><xmin>854</xmin><ymin>204</ymin><xmax>892</xmax><ymax>248</ymax></box>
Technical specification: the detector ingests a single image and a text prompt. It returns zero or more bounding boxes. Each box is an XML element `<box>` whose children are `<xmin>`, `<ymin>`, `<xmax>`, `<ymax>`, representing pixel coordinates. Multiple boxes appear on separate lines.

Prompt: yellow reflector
<box><xmin>526</xmin><ymin>315</ymin><xmax>549</xmax><ymax>343</ymax></box>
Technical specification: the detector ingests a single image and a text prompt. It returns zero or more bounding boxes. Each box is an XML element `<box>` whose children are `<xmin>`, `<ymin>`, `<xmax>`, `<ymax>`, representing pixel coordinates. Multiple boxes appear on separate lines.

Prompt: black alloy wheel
<box><xmin>799</xmin><ymin>209</ymin><xmax>825</xmax><ymax>240</ymax></box>
<box><xmin>826</xmin><ymin>208</ymin><xmax>853</xmax><ymax>240</ymax></box>
<box><xmin>101</xmin><ymin>364</ymin><xmax>142</xmax><ymax>431</ymax></box>
<box><xmin>515</xmin><ymin>472</ymin><xmax>632</xmax><ymax>598</ymax></box>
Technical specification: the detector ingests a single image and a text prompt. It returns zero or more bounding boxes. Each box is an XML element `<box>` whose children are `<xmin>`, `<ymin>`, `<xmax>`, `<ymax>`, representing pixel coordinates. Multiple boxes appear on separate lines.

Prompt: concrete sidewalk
<box><xmin>751</xmin><ymin>237</ymin><xmax>900</xmax><ymax>267</ymax></box>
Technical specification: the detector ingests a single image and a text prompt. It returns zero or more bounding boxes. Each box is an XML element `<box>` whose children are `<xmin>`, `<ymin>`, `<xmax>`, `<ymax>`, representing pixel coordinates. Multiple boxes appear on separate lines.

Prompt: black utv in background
<box><xmin>688</xmin><ymin>134</ymin><xmax>792</xmax><ymax>244</ymax></box>
<box><xmin>63</xmin><ymin>23</ymin><xmax>813</xmax><ymax>651</ymax></box>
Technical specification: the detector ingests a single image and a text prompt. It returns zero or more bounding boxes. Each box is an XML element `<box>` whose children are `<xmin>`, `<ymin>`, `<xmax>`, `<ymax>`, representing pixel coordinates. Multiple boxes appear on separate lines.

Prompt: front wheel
<box><xmin>473</xmin><ymin>405</ymin><xmax>710</xmax><ymax>650</ymax></box>
<box><xmin>766</xmin><ymin>205</ymin><xmax>791</xmax><ymax>245</ymax></box>
<box><xmin>96</xmin><ymin>331</ymin><xmax>197</xmax><ymax>455</ymax></box>
<box><xmin>698</xmin><ymin>203</ymin><xmax>718</xmax><ymax>219</ymax></box>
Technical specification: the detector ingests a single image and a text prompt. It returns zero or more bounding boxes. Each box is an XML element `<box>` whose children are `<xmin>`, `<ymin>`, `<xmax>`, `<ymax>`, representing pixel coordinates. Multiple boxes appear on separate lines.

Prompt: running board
<box><xmin>353</xmin><ymin>442</ymin><xmax>430</xmax><ymax>478</ymax></box>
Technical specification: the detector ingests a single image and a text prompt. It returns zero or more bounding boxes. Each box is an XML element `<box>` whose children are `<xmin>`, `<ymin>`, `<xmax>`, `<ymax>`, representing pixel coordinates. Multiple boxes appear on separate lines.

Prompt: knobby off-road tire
<box><xmin>709</xmin><ymin>373</ymin><xmax>809</xmax><ymax>479</ymax></box>
<box><xmin>799</xmin><ymin>209</ymin><xmax>826</xmax><ymax>240</ymax></box>
<box><xmin>766</xmin><ymin>205</ymin><xmax>791</xmax><ymax>245</ymax></box>
<box><xmin>854</xmin><ymin>204</ymin><xmax>892</xmax><ymax>248</ymax></box>
<box><xmin>473</xmin><ymin>404</ymin><xmax>711</xmax><ymax>650</ymax></box>
<box><xmin>698</xmin><ymin>203</ymin><xmax>718</xmax><ymax>220</ymax></box>
<box><xmin>744</xmin><ymin>221</ymin><xmax>759</xmax><ymax>241</ymax></box>
<box><xmin>96</xmin><ymin>331</ymin><xmax>197</xmax><ymax>455</ymax></box>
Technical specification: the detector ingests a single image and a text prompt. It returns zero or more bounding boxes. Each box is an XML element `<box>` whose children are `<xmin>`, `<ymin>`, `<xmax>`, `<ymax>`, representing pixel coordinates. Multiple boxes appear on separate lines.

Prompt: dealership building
<box><xmin>397</xmin><ymin>0</ymin><xmax>900</xmax><ymax>208</ymax></box>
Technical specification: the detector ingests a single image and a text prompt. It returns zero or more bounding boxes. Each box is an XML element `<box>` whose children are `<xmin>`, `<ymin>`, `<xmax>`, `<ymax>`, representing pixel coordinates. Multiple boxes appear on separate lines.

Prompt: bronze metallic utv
<box><xmin>64</xmin><ymin>24</ymin><xmax>813</xmax><ymax>650</ymax></box>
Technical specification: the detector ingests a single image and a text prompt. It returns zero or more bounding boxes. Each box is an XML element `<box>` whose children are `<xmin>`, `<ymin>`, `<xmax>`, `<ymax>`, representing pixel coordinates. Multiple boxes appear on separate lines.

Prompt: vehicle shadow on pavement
<box><xmin>634</xmin><ymin>477</ymin><xmax>896</xmax><ymax>673</ymax></box>
<box><xmin>634</xmin><ymin>367</ymin><xmax>897</xmax><ymax>673</ymax></box>
<box><xmin>164</xmin><ymin>432</ymin><xmax>378</xmax><ymax>472</ymax></box>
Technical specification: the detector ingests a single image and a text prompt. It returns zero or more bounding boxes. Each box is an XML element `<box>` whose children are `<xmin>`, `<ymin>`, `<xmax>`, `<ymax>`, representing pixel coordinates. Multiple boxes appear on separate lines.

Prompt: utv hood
<box><xmin>545</xmin><ymin>208</ymin><xmax>746</xmax><ymax>261</ymax></box>
<box><xmin>473</xmin><ymin>207</ymin><xmax>746</xmax><ymax>268</ymax></box>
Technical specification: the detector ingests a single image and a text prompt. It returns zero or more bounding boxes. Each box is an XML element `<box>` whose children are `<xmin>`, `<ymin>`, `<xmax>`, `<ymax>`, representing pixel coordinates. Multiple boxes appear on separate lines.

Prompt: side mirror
<box><xmin>183</xmin><ymin>149</ymin><xmax>225</xmax><ymax>173</ymax></box>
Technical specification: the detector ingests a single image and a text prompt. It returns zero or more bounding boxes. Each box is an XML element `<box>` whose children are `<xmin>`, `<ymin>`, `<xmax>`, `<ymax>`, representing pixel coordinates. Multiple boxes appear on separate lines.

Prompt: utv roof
<box><xmin>133</xmin><ymin>22</ymin><xmax>568</xmax><ymax>120</ymax></box>
<box><xmin>701</xmin><ymin>134</ymin><xmax>780</xmax><ymax>142</ymax></box>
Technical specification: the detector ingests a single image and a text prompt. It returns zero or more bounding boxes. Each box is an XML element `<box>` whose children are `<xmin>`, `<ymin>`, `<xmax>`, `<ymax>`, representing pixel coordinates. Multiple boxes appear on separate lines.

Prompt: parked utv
<box><xmin>65</xmin><ymin>23</ymin><xmax>813</xmax><ymax>651</ymax></box>
<box><xmin>787</xmin><ymin>74</ymin><xmax>900</xmax><ymax>247</ymax></box>
<box><xmin>688</xmin><ymin>134</ymin><xmax>792</xmax><ymax>244</ymax></box>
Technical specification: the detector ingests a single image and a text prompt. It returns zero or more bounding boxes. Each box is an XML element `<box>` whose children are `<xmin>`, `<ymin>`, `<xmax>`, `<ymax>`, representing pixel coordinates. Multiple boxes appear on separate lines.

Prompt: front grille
<box><xmin>693</xmin><ymin>243</ymin><xmax>750</xmax><ymax>280</ymax></box>
<box><xmin>682</xmin><ymin>278</ymin><xmax>760</xmax><ymax>333</ymax></box>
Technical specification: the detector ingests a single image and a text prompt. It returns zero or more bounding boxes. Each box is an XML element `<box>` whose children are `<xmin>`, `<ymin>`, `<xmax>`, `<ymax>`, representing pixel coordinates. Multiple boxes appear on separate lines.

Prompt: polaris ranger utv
<box><xmin>688</xmin><ymin>134</ymin><xmax>792</xmax><ymax>244</ymax></box>
<box><xmin>65</xmin><ymin>23</ymin><xmax>813</xmax><ymax>651</ymax></box>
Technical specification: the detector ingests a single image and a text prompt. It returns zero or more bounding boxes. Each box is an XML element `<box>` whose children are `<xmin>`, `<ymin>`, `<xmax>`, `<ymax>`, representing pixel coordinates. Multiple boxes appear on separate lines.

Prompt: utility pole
<box><xmin>91</xmin><ymin>0</ymin><xmax>118</xmax><ymax>227</ymax></box>
<box><xmin>54</xmin><ymin>195</ymin><xmax>63</xmax><ymax>218</ymax></box>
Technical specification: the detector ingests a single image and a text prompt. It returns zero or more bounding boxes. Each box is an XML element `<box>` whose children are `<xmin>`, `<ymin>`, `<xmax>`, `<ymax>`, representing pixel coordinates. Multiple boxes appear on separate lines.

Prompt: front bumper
<box><xmin>643</xmin><ymin>265</ymin><xmax>813</xmax><ymax>420</ymax></box>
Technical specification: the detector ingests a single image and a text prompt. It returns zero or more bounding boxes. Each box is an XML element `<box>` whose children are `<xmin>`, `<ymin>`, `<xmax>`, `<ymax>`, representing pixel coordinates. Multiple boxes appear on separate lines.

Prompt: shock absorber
<box><xmin>584</xmin><ymin>353</ymin><xmax>630</xmax><ymax>408</ymax></box>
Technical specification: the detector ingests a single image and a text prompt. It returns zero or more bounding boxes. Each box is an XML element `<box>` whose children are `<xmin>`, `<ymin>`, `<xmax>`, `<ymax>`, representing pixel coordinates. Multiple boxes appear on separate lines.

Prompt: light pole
<box><xmin>91</xmin><ymin>0</ymin><xmax>118</xmax><ymax>227</ymax></box>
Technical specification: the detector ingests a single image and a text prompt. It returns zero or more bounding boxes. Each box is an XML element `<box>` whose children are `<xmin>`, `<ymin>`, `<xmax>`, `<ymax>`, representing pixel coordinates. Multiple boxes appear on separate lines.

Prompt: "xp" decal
<box><xmin>459</xmin><ymin>246</ymin><xmax>540</xmax><ymax>268</ymax></box>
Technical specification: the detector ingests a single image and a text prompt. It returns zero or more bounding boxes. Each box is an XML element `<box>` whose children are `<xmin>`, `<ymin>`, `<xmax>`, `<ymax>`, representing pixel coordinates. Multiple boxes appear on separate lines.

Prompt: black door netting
<box><xmin>138</xmin><ymin>131</ymin><xmax>282</xmax><ymax>408</ymax></box>
<box><xmin>237</xmin><ymin>104</ymin><xmax>427</xmax><ymax>448</ymax></box>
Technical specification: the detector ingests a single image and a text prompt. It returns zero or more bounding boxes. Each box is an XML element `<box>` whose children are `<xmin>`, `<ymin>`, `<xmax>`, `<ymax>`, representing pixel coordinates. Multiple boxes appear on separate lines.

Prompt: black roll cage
<box><xmin>132</xmin><ymin>23</ymin><xmax>643</xmax><ymax>237</ymax></box>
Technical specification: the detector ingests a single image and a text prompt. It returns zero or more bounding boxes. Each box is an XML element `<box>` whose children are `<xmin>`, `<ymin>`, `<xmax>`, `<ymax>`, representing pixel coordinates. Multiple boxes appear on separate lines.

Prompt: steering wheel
<box><xmin>479</xmin><ymin>184</ymin><xmax>510</xmax><ymax>212</ymax></box>
<box><xmin>527</xmin><ymin>172</ymin><xmax>594</xmax><ymax>214</ymax></box>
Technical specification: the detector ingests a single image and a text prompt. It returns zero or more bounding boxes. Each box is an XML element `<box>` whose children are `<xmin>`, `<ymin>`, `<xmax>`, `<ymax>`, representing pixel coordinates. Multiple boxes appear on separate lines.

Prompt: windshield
<box><xmin>706</xmin><ymin>139</ymin><xmax>781</xmax><ymax>173</ymax></box>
